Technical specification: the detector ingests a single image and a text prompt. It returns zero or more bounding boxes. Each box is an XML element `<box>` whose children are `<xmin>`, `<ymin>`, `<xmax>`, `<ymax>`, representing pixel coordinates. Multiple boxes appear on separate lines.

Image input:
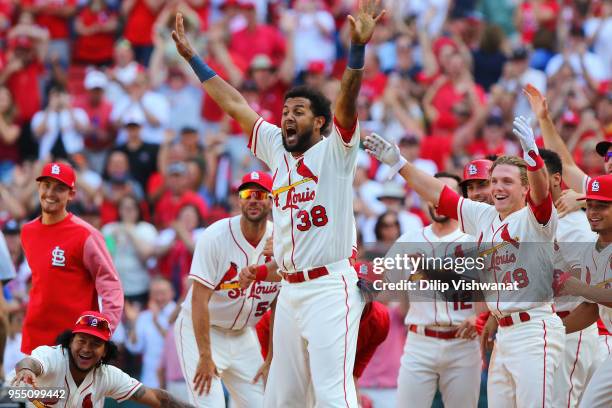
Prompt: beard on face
<box><xmin>242</xmin><ymin>204</ymin><xmax>269</xmax><ymax>222</ymax></box>
<box><xmin>428</xmin><ymin>205</ymin><xmax>449</xmax><ymax>223</ymax></box>
<box><xmin>282</xmin><ymin>124</ymin><xmax>315</xmax><ymax>153</ymax></box>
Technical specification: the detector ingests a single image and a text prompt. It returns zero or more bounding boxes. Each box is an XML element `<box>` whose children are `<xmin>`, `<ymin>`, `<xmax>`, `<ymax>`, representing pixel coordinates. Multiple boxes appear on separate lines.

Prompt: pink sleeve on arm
<box><xmin>83</xmin><ymin>232</ymin><xmax>124</xmax><ymax>331</ymax></box>
<box><xmin>436</xmin><ymin>185</ymin><xmax>460</xmax><ymax>220</ymax></box>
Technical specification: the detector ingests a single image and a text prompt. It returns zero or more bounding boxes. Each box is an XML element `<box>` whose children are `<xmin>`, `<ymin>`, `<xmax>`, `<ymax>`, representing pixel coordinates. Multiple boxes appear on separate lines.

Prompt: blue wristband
<box><xmin>347</xmin><ymin>43</ymin><xmax>365</xmax><ymax>70</ymax></box>
<box><xmin>189</xmin><ymin>55</ymin><xmax>217</xmax><ymax>82</ymax></box>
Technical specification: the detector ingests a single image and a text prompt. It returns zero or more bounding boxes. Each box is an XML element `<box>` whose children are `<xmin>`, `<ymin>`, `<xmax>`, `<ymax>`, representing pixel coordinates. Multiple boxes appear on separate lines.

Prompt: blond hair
<box><xmin>490</xmin><ymin>156</ymin><xmax>529</xmax><ymax>186</ymax></box>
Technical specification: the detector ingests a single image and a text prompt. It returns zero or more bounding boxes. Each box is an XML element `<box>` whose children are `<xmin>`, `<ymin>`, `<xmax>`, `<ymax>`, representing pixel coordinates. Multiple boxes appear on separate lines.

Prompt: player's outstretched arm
<box><xmin>524</xmin><ymin>84</ymin><xmax>587</xmax><ymax>192</ymax></box>
<box><xmin>364</xmin><ymin>133</ymin><xmax>448</xmax><ymax>209</ymax></box>
<box><xmin>130</xmin><ymin>385</ymin><xmax>196</xmax><ymax>408</ymax></box>
<box><xmin>334</xmin><ymin>0</ymin><xmax>385</xmax><ymax>129</ymax></box>
<box><xmin>172</xmin><ymin>13</ymin><xmax>258</xmax><ymax>136</ymax></box>
<box><xmin>512</xmin><ymin>115</ymin><xmax>549</xmax><ymax>206</ymax></box>
<box><xmin>561</xmin><ymin>302</ymin><xmax>599</xmax><ymax>334</ymax></box>
<box><xmin>559</xmin><ymin>276</ymin><xmax>612</xmax><ymax>308</ymax></box>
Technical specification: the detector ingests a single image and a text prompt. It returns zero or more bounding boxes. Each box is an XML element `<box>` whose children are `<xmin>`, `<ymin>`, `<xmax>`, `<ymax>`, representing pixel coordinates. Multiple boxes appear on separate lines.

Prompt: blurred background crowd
<box><xmin>1</xmin><ymin>0</ymin><xmax>611</xmax><ymax>406</ymax></box>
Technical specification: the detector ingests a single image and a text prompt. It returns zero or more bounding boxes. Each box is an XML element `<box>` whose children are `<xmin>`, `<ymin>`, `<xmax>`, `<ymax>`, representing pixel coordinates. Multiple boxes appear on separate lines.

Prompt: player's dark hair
<box><xmin>539</xmin><ymin>148</ymin><xmax>563</xmax><ymax>176</ymax></box>
<box><xmin>284</xmin><ymin>85</ymin><xmax>332</xmax><ymax>135</ymax></box>
<box><xmin>434</xmin><ymin>172</ymin><xmax>462</xmax><ymax>185</ymax></box>
<box><xmin>56</xmin><ymin>330</ymin><xmax>119</xmax><ymax>365</ymax></box>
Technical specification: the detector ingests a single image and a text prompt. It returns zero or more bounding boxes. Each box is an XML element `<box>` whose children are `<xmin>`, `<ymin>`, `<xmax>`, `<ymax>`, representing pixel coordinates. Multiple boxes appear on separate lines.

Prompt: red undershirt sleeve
<box><xmin>526</xmin><ymin>190</ymin><xmax>553</xmax><ymax>225</ymax></box>
<box><xmin>437</xmin><ymin>185</ymin><xmax>460</xmax><ymax>220</ymax></box>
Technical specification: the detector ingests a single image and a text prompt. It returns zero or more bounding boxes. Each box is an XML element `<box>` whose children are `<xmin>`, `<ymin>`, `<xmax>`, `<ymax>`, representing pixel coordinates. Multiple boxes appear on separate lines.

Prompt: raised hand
<box><xmin>347</xmin><ymin>0</ymin><xmax>385</xmax><ymax>45</ymax></box>
<box><xmin>364</xmin><ymin>133</ymin><xmax>401</xmax><ymax>167</ymax></box>
<box><xmin>523</xmin><ymin>84</ymin><xmax>549</xmax><ymax>120</ymax></box>
<box><xmin>512</xmin><ymin>115</ymin><xmax>539</xmax><ymax>164</ymax></box>
<box><xmin>172</xmin><ymin>13</ymin><xmax>195</xmax><ymax>61</ymax></box>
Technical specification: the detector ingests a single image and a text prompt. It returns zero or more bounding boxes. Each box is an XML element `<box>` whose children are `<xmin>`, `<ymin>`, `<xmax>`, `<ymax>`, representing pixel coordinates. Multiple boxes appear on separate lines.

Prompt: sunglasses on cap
<box><xmin>75</xmin><ymin>314</ymin><xmax>112</xmax><ymax>337</ymax></box>
<box><xmin>606</xmin><ymin>152</ymin><xmax>612</xmax><ymax>163</ymax></box>
<box><xmin>238</xmin><ymin>189</ymin><xmax>270</xmax><ymax>200</ymax></box>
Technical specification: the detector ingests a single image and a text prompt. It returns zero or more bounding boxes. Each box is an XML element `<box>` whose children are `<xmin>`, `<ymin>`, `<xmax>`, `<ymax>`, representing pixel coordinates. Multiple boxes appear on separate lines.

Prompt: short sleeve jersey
<box><xmin>11</xmin><ymin>345</ymin><xmax>141</xmax><ymax>408</ymax></box>
<box><xmin>578</xmin><ymin>241</ymin><xmax>612</xmax><ymax>333</ymax></box>
<box><xmin>182</xmin><ymin>216</ymin><xmax>279</xmax><ymax>329</ymax></box>
<box><xmin>395</xmin><ymin>226</ymin><xmax>476</xmax><ymax>326</ymax></box>
<box><xmin>248</xmin><ymin>117</ymin><xmax>360</xmax><ymax>272</ymax></box>
<box><xmin>456</xmin><ymin>197</ymin><xmax>558</xmax><ymax>315</ymax></box>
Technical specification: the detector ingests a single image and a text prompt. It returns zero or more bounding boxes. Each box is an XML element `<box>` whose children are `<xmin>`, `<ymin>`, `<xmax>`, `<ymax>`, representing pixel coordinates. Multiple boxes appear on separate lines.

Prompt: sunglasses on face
<box><xmin>238</xmin><ymin>189</ymin><xmax>270</xmax><ymax>200</ymax></box>
<box><xmin>75</xmin><ymin>315</ymin><xmax>111</xmax><ymax>337</ymax></box>
<box><xmin>605</xmin><ymin>152</ymin><xmax>612</xmax><ymax>163</ymax></box>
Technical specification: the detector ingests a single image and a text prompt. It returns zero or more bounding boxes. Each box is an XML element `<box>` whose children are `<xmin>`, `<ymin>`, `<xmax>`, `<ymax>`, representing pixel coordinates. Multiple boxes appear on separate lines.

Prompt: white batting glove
<box><xmin>512</xmin><ymin>115</ymin><xmax>539</xmax><ymax>167</ymax></box>
<box><xmin>364</xmin><ymin>133</ymin><xmax>407</xmax><ymax>180</ymax></box>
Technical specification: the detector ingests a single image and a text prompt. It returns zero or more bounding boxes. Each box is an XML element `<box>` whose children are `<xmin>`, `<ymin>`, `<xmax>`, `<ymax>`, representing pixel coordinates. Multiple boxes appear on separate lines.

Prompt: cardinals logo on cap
<box><xmin>91</xmin><ymin>318</ymin><xmax>98</xmax><ymax>327</ymax></box>
<box><xmin>51</xmin><ymin>164</ymin><xmax>60</xmax><ymax>175</ymax></box>
<box><xmin>592</xmin><ymin>181</ymin><xmax>600</xmax><ymax>192</ymax></box>
<box><xmin>468</xmin><ymin>164</ymin><xmax>478</xmax><ymax>176</ymax></box>
<box><xmin>250</xmin><ymin>172</ymin><xmax>259</xmax><ymax>180</ymax></box>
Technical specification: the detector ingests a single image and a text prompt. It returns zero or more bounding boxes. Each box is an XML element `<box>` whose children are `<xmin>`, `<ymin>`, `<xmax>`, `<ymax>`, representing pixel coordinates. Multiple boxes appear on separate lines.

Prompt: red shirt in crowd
<box><xmin>519</xmin><ymin>0</ymin><xmax>560</xmax><ymax>44</ymax></box>
<box><xmin>22</xmin><ymin>0</ymin><xmax>77</xmax><ymax>40</ymax></box>
<box><xmin>0</xmin><ymin>0</ymin><xmax>14</xmax><ymax>41</ymax></box>
<box><xmin>201</xmin><ymin>54</ymin><xmax>248</xmax><ymax>123</ymax></box>
<box><xmin>258</xmin><ymin>81</ymin><xmax>289</xmax><ymax>126</ymax></box>
<box><xmin>360</xmin><ymin>71</ymin><xmax>388</xmax><ymax>101</ymax></box>
<box><xmin>229</xmin><ymin>25</ymin><xmax>286</xmax><ymax>67</ymax></box>
<box><xmin>123</xmin><ymin>0</ymin><xmax>159</xmax><ymax>46</ymax></box>
<box><xmin>430</xmin><ymin>80</ymin><xmax>487</xmax><ymax>136</ymax></box>
<box><xmin>154</xmin><ymin>190</ymin><xmax>208</xmax><ymax>229</ymax></box>
<box><xmin>73</xmin><ymin>96</ymin><xmax>114</xmax><ymax>150</ymax></box>
<box><xmin>73</xmin><ymin>6</ymin><xmax>117</xmax><ymax>64</ymax></box>
<box><xmin>6</xmin><ymin>61</ymin><xmax>45</xmax><ymax>123</ymax></box>
<box><xmin>20</xmin><ymin>213</ymin><xmax>124</xmax><ymax>354</ymax></box>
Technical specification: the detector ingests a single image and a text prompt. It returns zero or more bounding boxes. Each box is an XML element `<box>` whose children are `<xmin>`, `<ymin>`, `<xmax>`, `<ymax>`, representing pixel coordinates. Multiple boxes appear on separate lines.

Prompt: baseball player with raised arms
<box><xmin>174</xmin><ymin>171</ymin><xmax>279</xmax><ymax>407</ymax></box>
<box><xmin>392</xmin><ymin>172</ymin><xmax>481</xmax><ymax>408</ymax></box>
<box><xmin>173</xmin><ymin>1</ymin><xmax>384</xmax><ymax>405</ymax></box>
<box><xmin>10</xmin><ymin>311</ymin><xmax>194</xmax><ymax>408</ymax></box>
<box><xmin>538</xmin><ymin>149</ymin><xmax>600</xmax><ymax>407</ymax></box>
<box><xmin>556</xmin><ymin>174</ymin><xmax>612</xmax><ymax>408</ymax></box>
<box><xmin>364</xmin><ymin>109</ymin><xmax>565</xmax><ymax>407</ymax></box>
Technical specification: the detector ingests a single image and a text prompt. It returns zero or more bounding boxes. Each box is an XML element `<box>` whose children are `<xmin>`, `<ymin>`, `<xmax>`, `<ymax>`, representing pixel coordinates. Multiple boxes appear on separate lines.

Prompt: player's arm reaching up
<box><xmin>334</xmin><ymin>0</ymin><xmax>385</xmax><ymax>131</ymax></box>
<box><xmin>172</xmin><ymin>13</ymin><xmax>258</xmax><ymax>136</ymax></box>
<box><xmin>524</xmin><ymin>84</ymin><xmax>587</xmax><ymax>193</ymax></box>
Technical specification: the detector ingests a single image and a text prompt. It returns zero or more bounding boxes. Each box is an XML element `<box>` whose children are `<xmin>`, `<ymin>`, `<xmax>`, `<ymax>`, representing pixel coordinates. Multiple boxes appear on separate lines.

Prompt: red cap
<box><xmin>578</xmin><ymin>175</ymin><xmax>612</xmax><ymax>202</ymax></box>
<box><xmin>561</xmin><ymin>110</ymin><xmax>580</xmax><ymax>126</ymax></box>
<box><xmin>460</xmin><ymin>159</ymin><xmax>493</xmax><ymax>185</ymax></box>
<box><xmin>9</xmin><ymin>35</ymin><xmax>33</xmax><ymax>49</ymax></box>
<box><xmin>238</xmin><ymin>171</ymin><xmax>272</xmax><ymax>192</ymax></box>
<box><xmin>72</xmin><ymin>311</ymin><xmax>112</xmax><ymax>342</ymax></box>
<box><xmin>307</xmin><ymin>60</ymin><xmax>326</xmax><ymax>75</ymax></box>
<box><xmin>36</xmin><ymin>162</ymin><xmax>76</xmax><ymax>189</ymax></box>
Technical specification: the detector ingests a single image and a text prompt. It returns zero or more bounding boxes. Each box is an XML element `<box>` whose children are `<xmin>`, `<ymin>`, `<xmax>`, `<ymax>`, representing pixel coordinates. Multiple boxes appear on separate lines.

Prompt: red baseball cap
<box><xmin>36</xmin><ymin>162</ymin><xmax>76</xmax><ymax>189</ymax></box>
<box><xmin>307</xmin><ymin>60</ymin><xmax>326</xmax><ymax>75</ymax></box>
<box><xmin>238</xmin><ymin>171</ymin><xmax>273</xmax><ymax>192</ymax></box>
<box><xmin>561</xmin><ymin>110</ymin><xmax>580</xmax><ymax>127</ymax></box>
<box><xmin>579</xmin><ymin>175</ymin><xmax>612</xmax><ymax>202</ymax></box>
<box><xmin>460</xmin><ymin>159</ymin><xmax>493</xmax><ymax>185</ymax></box>
<box><xmin>72</xmin><ymin>311</ymin><xmax>112</xmax><ymax>342</ymax></box>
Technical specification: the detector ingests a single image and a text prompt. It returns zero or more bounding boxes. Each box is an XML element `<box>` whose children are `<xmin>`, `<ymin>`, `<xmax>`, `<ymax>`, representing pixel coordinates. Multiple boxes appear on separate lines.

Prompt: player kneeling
<box><xmin>10</xmin><ymin>311</ymin><xmax>194</xmax><ymax>408</ymax></box>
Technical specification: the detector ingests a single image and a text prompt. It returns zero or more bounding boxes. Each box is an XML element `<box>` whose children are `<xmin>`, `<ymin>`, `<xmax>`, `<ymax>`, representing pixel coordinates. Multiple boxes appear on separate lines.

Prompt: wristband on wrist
<box><xmin>526</xmin><ymin>150</ymin><xmax>544</xmax><ymax>171</ymax></box>
<box><xmin>255</xmin><ymin>265</ymin><xmax>268</xmax><ymax>281</ymax></box>
<box><xmin>189</xmin><ymin>55</ymin><xmax>217</xmax><ymax>82</ymax></box>
<box><xmin>347</xmin><ymin>43</ymin><xmax>366</xmax><ymax>70</ymax></box>
<box><xmin>386</xmin><ymin>157</ymin><xmax>408</xmax><ymax>180</ymax></box>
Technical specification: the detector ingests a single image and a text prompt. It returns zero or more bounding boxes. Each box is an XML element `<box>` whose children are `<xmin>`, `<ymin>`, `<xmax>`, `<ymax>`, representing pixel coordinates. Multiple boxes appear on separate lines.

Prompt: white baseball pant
<box><xmin>174</xmin><ymin>312</ymin><xmax>264</xmax><ymax>408</ymax></box>
<box><xmin>552</xmin><ymin>323</ymin><xmax>599</xmax><ymax>408</ymax></box>
<box><xmin>579</xmin><ymin>356</ymin><xmax>611</xmax><ymax>408</ymax></box>
<box><xmin>487</xmin><ymin>311</ymin><xmax>565</xmax><ymax>408</ymax></box>
<box><xmin>263</xmin><ymin>265</ymin><xmax>364</xmax><ymax>407</ymax></box>
<box><xmin>396</xmin><ymin>331</ymin><xmax>481</xmax><ymax>408</ymax></box>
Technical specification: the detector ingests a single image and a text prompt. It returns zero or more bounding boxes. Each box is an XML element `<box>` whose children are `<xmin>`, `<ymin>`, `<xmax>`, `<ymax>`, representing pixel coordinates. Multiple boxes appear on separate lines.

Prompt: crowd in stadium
<box><xmin>1</xmin><ymin>0</ymin><xmax>612</xmax><ymax>406</ymax></box>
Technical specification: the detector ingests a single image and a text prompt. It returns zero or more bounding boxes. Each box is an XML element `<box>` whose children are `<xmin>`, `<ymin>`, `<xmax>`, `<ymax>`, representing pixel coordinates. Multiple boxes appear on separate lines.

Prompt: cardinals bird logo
<box><xmin>216</xmin><ymin>262</ymin><xmax>239</xmax><ymax>290</ymax></box>
<box><xmin>500</xmin><ymin>225</ymin><xmax>519</xmax><ymax>248</ymax></box>
<box><xmin>296</xmin><ymin>159</ymin><xmax>318</xmax><ymax>183</ymax></box>
<box><xmin>82</xmin><ymin>393</ymin><xmax>93</xmax><ymax>408</ymax></box>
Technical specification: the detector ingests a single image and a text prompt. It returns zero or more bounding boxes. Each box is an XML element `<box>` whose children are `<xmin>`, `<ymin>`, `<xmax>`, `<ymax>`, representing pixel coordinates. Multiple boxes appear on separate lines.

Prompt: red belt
<box><xmin>497</xmin><ymin>312</ymin><xmax>531</xmax><ymax>327</ymax></box>
<box><xmin>409</xmin><ymin>325</ymin><xmax>458</xmax><ymax>340</ymax></box>
<box><xmin>281</xmin><ymin>266</ymin><xmax>329</xmax><ymax>283</ymax></box>
<box><xmin>556</xmin><ymin>311</ymin><xmax>571</xmax><ymax>319</ymax></box>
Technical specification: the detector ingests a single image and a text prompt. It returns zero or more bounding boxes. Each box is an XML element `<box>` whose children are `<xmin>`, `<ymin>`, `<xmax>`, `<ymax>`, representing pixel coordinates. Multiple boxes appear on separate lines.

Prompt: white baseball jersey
<box><xmin>10</xmin><ymin>345</ymin><xmax>141</xmax><ymax>407</ymax></box>
<box><xmin>578</xmin><ymin>240</ymin><xmax>612</xmax><ymax>333</ymax></box>
<box><xmin>554</xmin><ymin>209</ymin><xmax>597</xmax><ymax>312</ymax></box>
<box><xmin>248</xmin><ymin>117</ymin><xmax>359</xmax><ymax>272</ymax></box>
<box><xmin>182</xmin><ymin>215</ymin><xmax>280</xmax><ymax>329</ymax></box>
<box><xmin>395</xmin><ymin>226</ymin><xmax>475</xmax><ymax>327</ymax></box>
<box><xmin>456</xmin><ymin>197</ymin><xmax>558</xmax><ymax>315</ymax></box>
